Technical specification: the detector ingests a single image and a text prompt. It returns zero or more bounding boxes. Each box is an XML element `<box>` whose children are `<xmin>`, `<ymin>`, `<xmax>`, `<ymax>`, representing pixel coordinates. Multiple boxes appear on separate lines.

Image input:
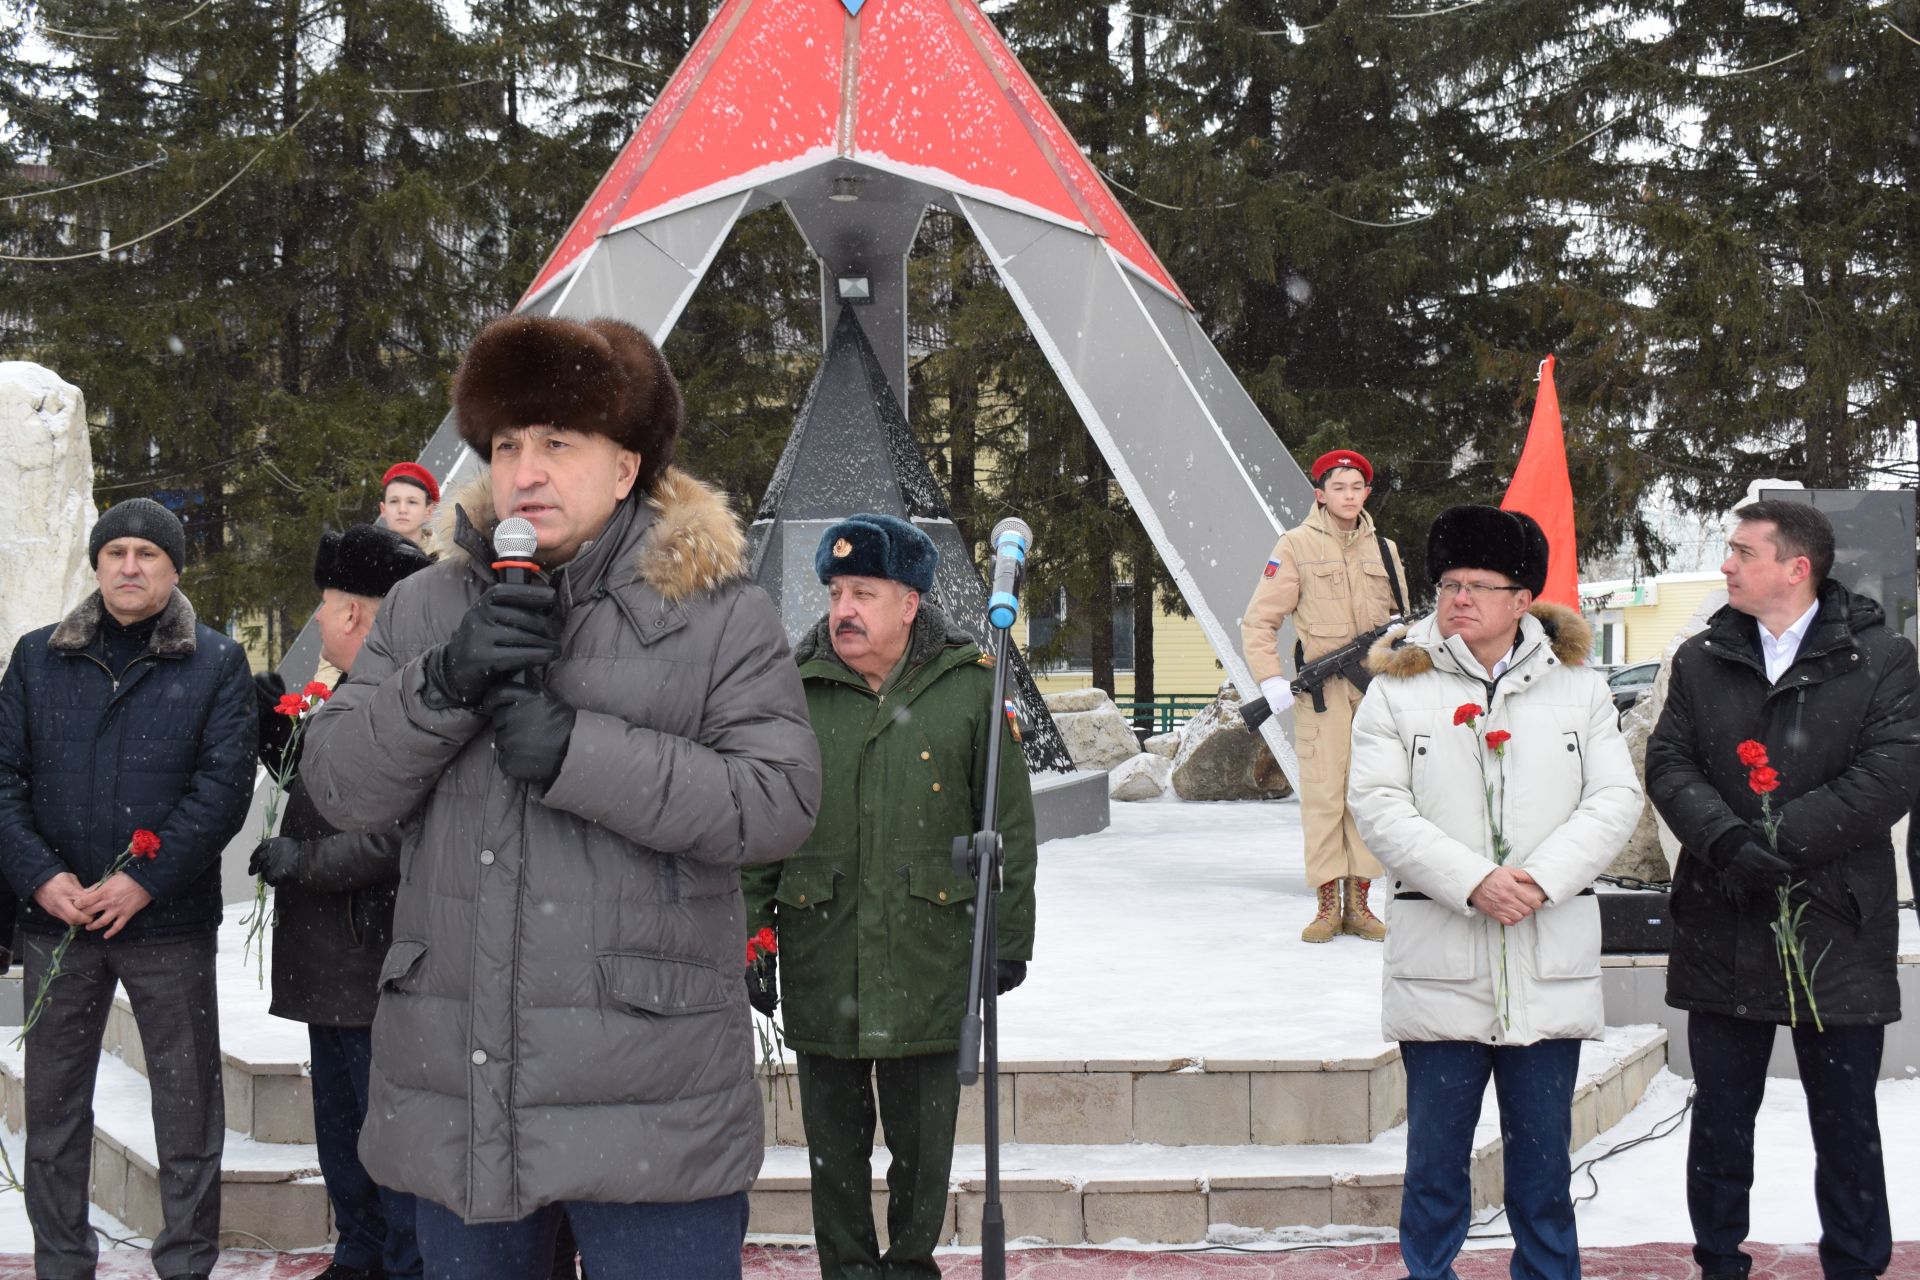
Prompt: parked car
<box><xmin>1607</xmin><ymin>661</ymin><xmax>1660</xmax><ymax>716</ymax></box>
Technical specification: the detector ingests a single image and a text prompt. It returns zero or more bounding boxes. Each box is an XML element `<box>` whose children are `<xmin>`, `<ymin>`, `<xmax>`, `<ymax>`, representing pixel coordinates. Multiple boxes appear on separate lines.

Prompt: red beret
<box><xmin>382</xmin><ymin>462</ymin><xmax>440</xmax><ymax>505</ymax></box>
<box><xmin>1311</xmin><ymin>450</ymin><xmax>1373</xmax><ymax>486</ymax></box>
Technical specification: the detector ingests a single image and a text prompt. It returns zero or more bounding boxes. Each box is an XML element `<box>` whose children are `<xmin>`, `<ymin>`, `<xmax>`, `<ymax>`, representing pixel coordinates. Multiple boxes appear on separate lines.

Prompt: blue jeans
<box><xmin>414</xmin><ymin>1192</ymin><xmax>750</xmax><ymax>1280</ymax></box>
<box><xmin>1400</xmin><ymin>1038</ymin><xmax>1582</xmax><ymax>1280</ymax></box>
<box><xmin>311</xmin><ymin>1024</ymin><xmax>422</xmax><ymax>1277</ymax></box>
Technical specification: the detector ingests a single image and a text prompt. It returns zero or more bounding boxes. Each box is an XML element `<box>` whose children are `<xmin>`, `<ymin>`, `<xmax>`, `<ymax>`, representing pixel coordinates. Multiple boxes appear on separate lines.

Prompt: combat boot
<box><xmin>1341</xmin><ymin>877</ymin><xmax>1387</xmax><ymax>941</ymax></box>
<box><xmin>1301</xmin><ymin>880</ymin><xmax>1342</xmax><ymax>943</ymax></box>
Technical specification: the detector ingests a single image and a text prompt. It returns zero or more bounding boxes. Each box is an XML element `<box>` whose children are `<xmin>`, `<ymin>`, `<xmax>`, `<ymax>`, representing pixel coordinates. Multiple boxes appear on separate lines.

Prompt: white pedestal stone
<box><xmin>0</xmin><ymin>362</ymin><xmax>95</xmax><ymax>670</ymax></box>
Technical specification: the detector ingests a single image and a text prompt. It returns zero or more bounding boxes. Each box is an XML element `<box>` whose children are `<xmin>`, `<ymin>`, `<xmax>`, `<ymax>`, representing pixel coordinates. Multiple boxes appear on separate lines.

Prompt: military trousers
<box><xmin>795</xmin><ymin>1050</ymin><xmax>961</xmax><ymax>1279</ymax></box>
<box><xmin>1292</xmin><ymin>677</ymin><xmax>1383</xmax><ymax>888</ymax></box>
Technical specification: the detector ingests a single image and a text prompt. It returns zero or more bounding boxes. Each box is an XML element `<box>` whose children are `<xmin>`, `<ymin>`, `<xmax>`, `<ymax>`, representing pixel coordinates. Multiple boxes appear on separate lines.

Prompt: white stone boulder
<box><xmin>1143</xmin><ymin>730</ymin><xmax>1182</xmax><ymax>759</ymax></box>
<box><xmin>0</xmin><ymin>363</ymin><xmax>95</xmax><ymax>673</ymax></box>
<box><xmin>1108</xmin><ymin>753</ymin><xmax>1172</xmax><ymax>802</ymax></box>
<box><xmin>1170</xmin><ymin>683</ymin><xmax>1293</xmax><ymax>802</ymax></box>
<box><xmin>1609</xmin><ymin>690</ymin><xmax>1670</xmax><ymax>881</ymax></box>
<box><xmin>1045</xmin><ymin>687</ymin><xmax>1143</xmax><ymax>772</ymax></box>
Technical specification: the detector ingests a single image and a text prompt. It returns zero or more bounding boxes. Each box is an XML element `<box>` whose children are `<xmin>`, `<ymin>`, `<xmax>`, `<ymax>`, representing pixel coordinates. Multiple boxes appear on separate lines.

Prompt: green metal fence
<box><xmin>1110</xmin><ymin>695</ymin><xmax>1217</xmax><ymax>736</ymax></box>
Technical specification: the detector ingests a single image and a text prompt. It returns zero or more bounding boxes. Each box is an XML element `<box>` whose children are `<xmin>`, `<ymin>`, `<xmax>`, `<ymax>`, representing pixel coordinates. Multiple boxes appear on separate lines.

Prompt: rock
<box><xmin>1608</xmin><ymin>690</ymin><xmax>1671</xmax><ymax>881</ymax></box>
<box><xmin>1108</xmin><ymin>753</ymin><xmax>1172</xmax><ymax>801</ymax></box>
<box><xmin>1143</xmin><ymin>731</ymin><xmax>1182</xmax><ymax>759</ymax></box>
<box><xmin>1170</xmin><ymin>683</ymin><xmax>1293</xmax><ymax>801</ymax></box>
<box><xmin>0</xmin><ymin>363</ymin><xmax>95</xmax><ymax>675</ymax></box>
<box><xmin>1043</xmin><ymin>687</ymin><xmax>1112</xmax><ymax>714</ymax></box>
<box><xmin>1049</xmin><ymin>689</ymin><xmax>1143</xmax><ymax>772</ymax></box>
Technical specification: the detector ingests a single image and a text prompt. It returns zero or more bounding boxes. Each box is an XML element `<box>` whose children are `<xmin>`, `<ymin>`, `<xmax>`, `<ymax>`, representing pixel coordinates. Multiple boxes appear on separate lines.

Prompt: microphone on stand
<box><xmin>491</xmin><ymin>517</ymin><xmax>540</xmax><ymax>586</ymax></box>
<box><xmin>985</xmin><ymin>518</ymin><xmax>1032</xmax><ymax>630</ymax></box>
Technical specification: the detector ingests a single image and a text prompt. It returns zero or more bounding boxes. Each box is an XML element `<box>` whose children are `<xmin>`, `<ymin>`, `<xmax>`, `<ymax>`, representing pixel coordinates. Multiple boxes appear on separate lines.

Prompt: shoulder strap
<box><xmin>1376</xmin><ymin>533</ymin><xmax>1405</xmax><ymax>614</ymax></box>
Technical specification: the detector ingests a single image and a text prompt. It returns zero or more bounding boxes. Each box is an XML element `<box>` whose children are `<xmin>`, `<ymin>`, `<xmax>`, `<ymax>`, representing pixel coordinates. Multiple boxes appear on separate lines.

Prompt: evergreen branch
<box><xmin>0</xmin><ymin>149</ymin><xmax>167</xmax><ymax>202</ymax></box>
<box><xmin>0</xmin><ymin>107</ymin><xmax>314</xmax><ymax>264</ymax></box>
<box><xmin>1386</xmin><ymin>0</ymin><xmax>1492</xmax><ymax>19</ymax></box>
<box><xmin>588</xmin><ymin>49</ymin><xmax>658</xmax><ymax>74</ymax></box>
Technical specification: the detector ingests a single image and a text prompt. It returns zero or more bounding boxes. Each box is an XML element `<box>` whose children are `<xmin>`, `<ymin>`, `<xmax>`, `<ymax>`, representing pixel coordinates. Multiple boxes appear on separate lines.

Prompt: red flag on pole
<box><xmin>1500</xmin><ymin>354</ymin><xmax>1580</xmax><ymax>609</ymax></box>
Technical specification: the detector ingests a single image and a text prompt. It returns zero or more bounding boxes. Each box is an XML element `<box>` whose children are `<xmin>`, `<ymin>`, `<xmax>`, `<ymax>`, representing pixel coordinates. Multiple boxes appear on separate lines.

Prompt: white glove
<box><xmin>1259</xmin><ymin>677</ymin><xmax>1295</xmax><ymax>715</ymax></box>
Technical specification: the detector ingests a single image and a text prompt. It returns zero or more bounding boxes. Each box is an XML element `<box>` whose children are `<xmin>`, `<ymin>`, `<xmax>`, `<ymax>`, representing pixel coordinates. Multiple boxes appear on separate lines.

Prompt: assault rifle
<box><xmin>1240</xmin><ymin>612</ymin><xmax>1427</xmax><ymax>731</ymax></box>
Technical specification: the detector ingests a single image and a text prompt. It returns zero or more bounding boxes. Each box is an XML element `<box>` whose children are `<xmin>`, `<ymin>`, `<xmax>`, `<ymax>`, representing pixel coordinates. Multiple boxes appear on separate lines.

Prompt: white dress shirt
<box><xmin>1759</xmin><ymin>599</ymin><xmax>1820</xmax><ymax>684</ymax></box>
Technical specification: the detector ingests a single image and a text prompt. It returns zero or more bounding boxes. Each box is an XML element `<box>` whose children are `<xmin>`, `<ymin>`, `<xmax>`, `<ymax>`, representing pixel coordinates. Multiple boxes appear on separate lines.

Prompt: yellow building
<box><xmin>1021</xmin><ymin>588</ymin><xmax>1226</xmax><ymax>710</ymax></box>
<box><xmin>1580</xmin><ymin>571</ymin><xmax>1726</xmax><ymax>666</ymax></box>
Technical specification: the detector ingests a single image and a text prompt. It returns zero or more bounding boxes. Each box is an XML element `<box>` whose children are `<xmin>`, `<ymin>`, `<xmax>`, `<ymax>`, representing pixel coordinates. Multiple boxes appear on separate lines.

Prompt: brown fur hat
<box><xmin>451</xmin><ymin>315</ymin><xmax>683</xmax><ymax>494</ymax></box>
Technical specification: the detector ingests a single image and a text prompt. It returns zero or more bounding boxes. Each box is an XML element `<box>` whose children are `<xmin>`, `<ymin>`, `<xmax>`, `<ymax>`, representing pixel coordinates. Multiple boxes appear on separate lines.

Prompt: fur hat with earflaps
<box><xmin>1427</xmin><ymin>505</ymin><xmax>1551</xmax><ymax>595</ymax></box>
<box><xmin>314</xmin><ymin>524</ymin><xmax>431</xmax><ymax>599</ymax></box>
<box><xmin>451</xmin><ymin>315</ymin><xmax>684</xmax><ymax>495</ymax></box>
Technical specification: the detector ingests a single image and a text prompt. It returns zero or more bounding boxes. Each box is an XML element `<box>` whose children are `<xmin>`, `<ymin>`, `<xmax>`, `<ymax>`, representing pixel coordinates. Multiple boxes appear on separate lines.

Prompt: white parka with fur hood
<box><xmin>1348</xmin><ymin>604</ymin><xmax>1642</xmax><ymax>1046</ymax></box>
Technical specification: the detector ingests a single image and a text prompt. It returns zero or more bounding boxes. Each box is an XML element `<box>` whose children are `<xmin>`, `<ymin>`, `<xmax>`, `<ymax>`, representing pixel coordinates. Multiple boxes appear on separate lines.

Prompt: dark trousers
<box><xmin>310</xmin><ymin>1024</ymin><xmax>422</xmax><ymax>1277</ymax></box>
<box><xmin>795</xmin><ymin>1051</ymin><xmax>962</xmax><ymax>1280</ymax></box>
<box><xmin>21</xmin><ymin>930</ymin><xmax>223</xmax><ymax>1280</ymax></box>
<box><xmin>413</xmin><ymin>1191</ymin><xmax>748</xmax><ymax>1280</ymax></box>
<box><xmin>1399</xmin><ymin>1038</ymin><xmax>1582</xmax><ymax>1280</ymax></box>
<box><xmin>1687</xmin><ymin>1010</ymin><xmax>1889</xmax><ymax>1278</ymax></box>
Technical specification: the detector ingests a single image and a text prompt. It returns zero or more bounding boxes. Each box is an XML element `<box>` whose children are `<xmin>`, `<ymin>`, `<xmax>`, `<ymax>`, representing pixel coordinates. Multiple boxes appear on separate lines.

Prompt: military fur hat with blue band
<box><xmin>814</xmin><ymin>513</ymin><xmax>939</xmax><ymax>593</ymax></box>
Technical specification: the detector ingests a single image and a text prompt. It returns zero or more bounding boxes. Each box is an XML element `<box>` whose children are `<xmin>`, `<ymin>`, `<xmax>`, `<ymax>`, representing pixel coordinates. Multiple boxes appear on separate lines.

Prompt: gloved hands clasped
<box><xmin>426</xmin><ymin>583</ymin><xmax>563</xmax><ymax>709</ymax></box>
<box><xmin>1715</xmin><ymin>835</ymin><xmax>1793</xmax><ymax>907</ymax></box>
<box><xmin>482</xmin><ymin>682</ymin><xmax>576</xmax><ymax>788</ymax></box>
<box><xmin>746</xmin><ymin>953</ymin><xmax>778</xmax><ymax>1018</ymax></box>
<box><xmin>248</xmin><ymin>836</ymin><xmax>303</xmax><ymax>887</ymax></box>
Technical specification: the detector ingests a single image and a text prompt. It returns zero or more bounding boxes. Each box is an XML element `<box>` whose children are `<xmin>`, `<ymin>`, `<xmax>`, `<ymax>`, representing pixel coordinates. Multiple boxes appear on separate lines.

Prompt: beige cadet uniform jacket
<box><xmin>1241</xmin><ymin>505</ymin><xmax>1406</xmax><ymax>685</ymax></box>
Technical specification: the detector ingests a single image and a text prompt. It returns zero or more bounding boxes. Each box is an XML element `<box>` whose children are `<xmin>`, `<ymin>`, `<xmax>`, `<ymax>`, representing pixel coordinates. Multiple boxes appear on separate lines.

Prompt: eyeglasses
<box><xmin>1436</xmin><ymin>581</ymin><xmax>1524</xmax><ymax>600</ymax></box>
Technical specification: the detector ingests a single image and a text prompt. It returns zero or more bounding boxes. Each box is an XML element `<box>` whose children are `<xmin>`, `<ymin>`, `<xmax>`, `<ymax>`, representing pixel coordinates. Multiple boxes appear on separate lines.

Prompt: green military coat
<box><xmin>743</xmin><ymin>604</ymin><xmax>1038</xmax><ymax>1059</ymax></box>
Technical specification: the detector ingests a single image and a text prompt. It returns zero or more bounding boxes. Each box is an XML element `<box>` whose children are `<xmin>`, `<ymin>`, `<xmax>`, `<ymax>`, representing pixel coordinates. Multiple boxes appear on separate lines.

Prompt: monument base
<box><xmin>1032</xmin><ymin>768</ymin><xmax>1110</xmax><ymax>844</ymax></box>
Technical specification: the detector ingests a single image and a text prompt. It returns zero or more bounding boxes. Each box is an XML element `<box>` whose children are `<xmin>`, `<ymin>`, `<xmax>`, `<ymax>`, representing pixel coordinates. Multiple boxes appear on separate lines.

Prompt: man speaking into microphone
<box><xmin>742</xmin><ymin>514</ymin><xmax>1037</xmax><ymax>1280</ymax></box>
<box><xmin>301</xmin><ymin>314</ymin><xmax>821</xmax><ymax>1280</ymax></box>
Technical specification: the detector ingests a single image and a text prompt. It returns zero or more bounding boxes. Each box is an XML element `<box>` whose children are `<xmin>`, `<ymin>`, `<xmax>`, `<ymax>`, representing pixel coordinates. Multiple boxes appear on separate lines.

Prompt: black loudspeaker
<box><xmin>1599</xmin><ymin>889</ymin><xmax>1673</xmax><ymax>954</ymax></box>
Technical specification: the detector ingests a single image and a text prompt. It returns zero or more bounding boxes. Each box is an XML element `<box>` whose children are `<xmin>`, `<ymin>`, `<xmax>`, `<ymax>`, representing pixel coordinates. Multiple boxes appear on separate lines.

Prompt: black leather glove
<box><xmin>254</xmin><ymin>672</ymin><xmax>294</xmax><ymax>762</ymax></box>
<box><xmin>481</xmin><ymin>681</ymin><xmax>576</xmax><ymax>787</ymax></box>
<box><xmin>425</xmin><ymin>583</ymin><xmax>563</xmax><ymax>709</ymax></box>
<box><xmin>247</xmin><ymin>836</ymin><xmax>304</xmax><ymax>887</ymax></box>
<box><xmin>1718</xmin><ymin>839</ymin><xmax>1793</xmax><ymax>908</ymax></box>
<box><xmin>996</xmin><ymin>959</ymin><xmax>1028</xmax><ymax>996</ymax></box>
<box><xmin>746</xmin><ymin>954</ymin><xmax>779</xmax><ymax>1017</ymax></box>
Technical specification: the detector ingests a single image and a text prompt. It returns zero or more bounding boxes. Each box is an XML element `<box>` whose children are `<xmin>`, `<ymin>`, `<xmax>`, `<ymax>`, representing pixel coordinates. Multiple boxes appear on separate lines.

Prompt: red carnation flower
<box><xmin>302</xmin><ymin>681</ymin><xmax>332</xmax><ymax>701</ymax></box>
<box><xmin>1486</xmin><ymin>730</ymin><xmax>1512</xmax><ymax>752</ymax></box>
<box><xmin>753</xmin><ymin>926</ymin><xmax>778</xmax><ymax>956</ymax></box>
<box><xmin>276</xmin><ymin>693</ymin><xmax>306</xmax><ymax>717</ymax></box>
<box><xmin>1453</xmin><ymin>703</ymin><xmax>1483</xmax><ymax>727</ymax></box>
<box><xmin>1747</xmin><ymin>766</ymin><xmax>1781</xmax><ymax>795</ymax></box>
<box><xmin>1737</xmin><ymin>740</ymin><xmax>1769</xmax><ymax>768</ymax></box>
<box><xmin>129</xmin><ymin>829</ymin><xmax>161</xmax><ymax>859</ymax></box>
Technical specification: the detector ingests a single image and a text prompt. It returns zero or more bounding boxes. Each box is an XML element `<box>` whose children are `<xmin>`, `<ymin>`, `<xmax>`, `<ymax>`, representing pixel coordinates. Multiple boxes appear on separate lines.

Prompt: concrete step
<box><xmin>749</xmin><ymin>1026</ymin><xmax>1667</xmax><ymax>1246</ymax></box>
<box><xmin>102</xmin><ymin>993</ymin><xmax>314</xmax><ymax>1146</ymax></box>
<box><xmin>757</xmin><ymin>1048</ymin><xmax>1407</xmax><ymax>1149</ymax></box>
<box><xmin>0</xmin><ymin>1044</ymin><xmax>334</xmax><ymax>1250</ymax></box>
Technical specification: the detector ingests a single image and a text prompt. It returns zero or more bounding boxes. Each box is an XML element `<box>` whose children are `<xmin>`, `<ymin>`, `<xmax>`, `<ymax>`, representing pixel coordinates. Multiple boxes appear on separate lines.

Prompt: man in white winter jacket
<box><xmin>1348</xmin><ymin>505</ymin><xmax>1641</xmax><ymax>1279</ymax></box>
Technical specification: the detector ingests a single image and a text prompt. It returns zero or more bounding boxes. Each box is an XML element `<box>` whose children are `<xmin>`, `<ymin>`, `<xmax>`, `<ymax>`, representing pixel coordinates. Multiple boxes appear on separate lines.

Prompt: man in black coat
<box><xmin>0</xmin><ymin>497</ymin><xmax>254</xmax><ymax>1280</ymax></box>
<box><xmin>251</xmin><ymin>524</ymin><xmax>430</xmax><ymax>1280</ymax></box>
<box><xmin>1647</xmin><ymin>499</ymin><xmax>1920</xmax><ymax>1280</ymax></box>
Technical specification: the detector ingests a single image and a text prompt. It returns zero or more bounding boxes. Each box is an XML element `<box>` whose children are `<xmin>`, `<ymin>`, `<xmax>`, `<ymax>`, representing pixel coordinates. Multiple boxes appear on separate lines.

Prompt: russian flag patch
<box><xmin>1263</xmin><ymin>559</ymin><xmax>1280</xmax><ymax>578</ymax></box>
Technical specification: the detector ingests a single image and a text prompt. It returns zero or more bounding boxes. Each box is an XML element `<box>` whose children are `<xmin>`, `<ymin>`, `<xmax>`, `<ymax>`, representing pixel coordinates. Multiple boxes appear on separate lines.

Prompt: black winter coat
<box><xmin>0</xmin><ymin>590</ymin><xmax>254</xmax><ymax>940</ymax></box>
<box><xmin>1647</xmin><ymin>580</ymin><xmax>1920</xmax><ymax>1027</ymax></box>
<box><xmin>265</xmin><ymin>702</ymin><xmax>402</xmax><ymax>1027</ymax></box>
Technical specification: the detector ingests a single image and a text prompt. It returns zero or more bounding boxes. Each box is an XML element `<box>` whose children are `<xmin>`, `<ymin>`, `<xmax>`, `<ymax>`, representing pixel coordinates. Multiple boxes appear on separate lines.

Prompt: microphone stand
<box><xmin>952</xmin><ymin>617</ymin><xmax>1014</xmax><ymax>1280</ymax></box>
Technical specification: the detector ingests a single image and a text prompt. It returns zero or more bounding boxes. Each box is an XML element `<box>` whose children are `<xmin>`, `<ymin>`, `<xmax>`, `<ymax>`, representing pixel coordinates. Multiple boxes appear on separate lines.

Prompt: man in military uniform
<box><xmin>1241</xmin><ymin>451</ymin><xmax>1407</xmax><ymax>942</ymax></box>
<box><xmin>743</xmin><ymin>514</ymin><xmax>1038</xmax><ymax>1279</ymax></box>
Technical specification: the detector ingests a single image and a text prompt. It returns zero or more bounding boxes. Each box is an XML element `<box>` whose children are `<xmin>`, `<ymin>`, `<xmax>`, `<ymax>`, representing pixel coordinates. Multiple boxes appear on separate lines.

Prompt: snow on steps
<box><xmin>0</xmin><ymin>1042</ymin><xmax>332</xmax><ymax>1251</ymax></box>
<box><xmin>747</xmin><ymin>1026</ymin><xmax>1667</xmax><ymax>1245</ymax></box>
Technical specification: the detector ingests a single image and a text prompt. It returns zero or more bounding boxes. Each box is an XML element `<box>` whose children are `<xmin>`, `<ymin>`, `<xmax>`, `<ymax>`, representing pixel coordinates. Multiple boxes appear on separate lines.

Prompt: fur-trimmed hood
<box><xmin>49</xmin><ymin>588</ymin><xmax>198</xmax><ymax>657</ymax></box>
<box><xmin>426</xmin><ymin>466</ymin><xmax>747</xmax><ymax>604</ymax></box>
<box><xmin>1366</xmin><ymin>600</ymin><xmax>1592</xmax><ymax>680</ymax></box>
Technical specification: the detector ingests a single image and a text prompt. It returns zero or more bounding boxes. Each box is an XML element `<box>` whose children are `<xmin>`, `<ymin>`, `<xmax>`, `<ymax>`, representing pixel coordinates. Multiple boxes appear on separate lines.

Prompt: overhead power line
<box><xmin>0</xmin><ymin>108</ymin><xmax>314</xmax><ymax>264</ymax></box>
<box><xmin>0</xmin><ymin>150</ymin><xmax>169</xmax><ymax>203</ymax></box>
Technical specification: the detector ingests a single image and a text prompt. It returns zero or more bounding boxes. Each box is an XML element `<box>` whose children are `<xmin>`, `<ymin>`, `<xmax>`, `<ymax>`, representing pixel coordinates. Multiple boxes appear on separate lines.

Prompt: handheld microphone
<box><xmin>986</xmin><ymin>518</ymin><xmax>1032</xmax><ymax>630</ymax></box>
<box><xmin>491</xmin><ymin>517</ymin><xmax>540</xmax><ymax>585</ymax></box>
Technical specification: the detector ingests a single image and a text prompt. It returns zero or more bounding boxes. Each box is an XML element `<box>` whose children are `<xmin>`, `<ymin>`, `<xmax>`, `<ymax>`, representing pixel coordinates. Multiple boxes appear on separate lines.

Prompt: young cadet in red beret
<box><xmin>1240</xmin><ymin>451</ymin><xmax>1407</xmax><ymax>942</ymax></box>
<box><xmin>379</xmin><ymin>462</ymin><xmax>440</xmax><ymax>547</ymax></box>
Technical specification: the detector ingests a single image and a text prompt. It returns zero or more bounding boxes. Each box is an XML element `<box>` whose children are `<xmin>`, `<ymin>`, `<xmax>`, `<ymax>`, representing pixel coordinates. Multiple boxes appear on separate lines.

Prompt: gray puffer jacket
<box><xmin>301</xmin><ymin>467</ymin><xmax>822</xmax><ymax>1223</ymax></box>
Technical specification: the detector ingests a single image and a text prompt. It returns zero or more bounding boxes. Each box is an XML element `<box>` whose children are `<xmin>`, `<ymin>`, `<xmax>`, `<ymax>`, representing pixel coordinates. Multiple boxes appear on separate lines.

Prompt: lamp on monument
<box><xmin>836</xmin><ymin>274</ymin><xmax>874</xmax><ymax>304</ymax></box>
<box><xmin>828</xmin><ymin>174</ymin><xmax>861</xmax><ymax>202</ymax></box>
